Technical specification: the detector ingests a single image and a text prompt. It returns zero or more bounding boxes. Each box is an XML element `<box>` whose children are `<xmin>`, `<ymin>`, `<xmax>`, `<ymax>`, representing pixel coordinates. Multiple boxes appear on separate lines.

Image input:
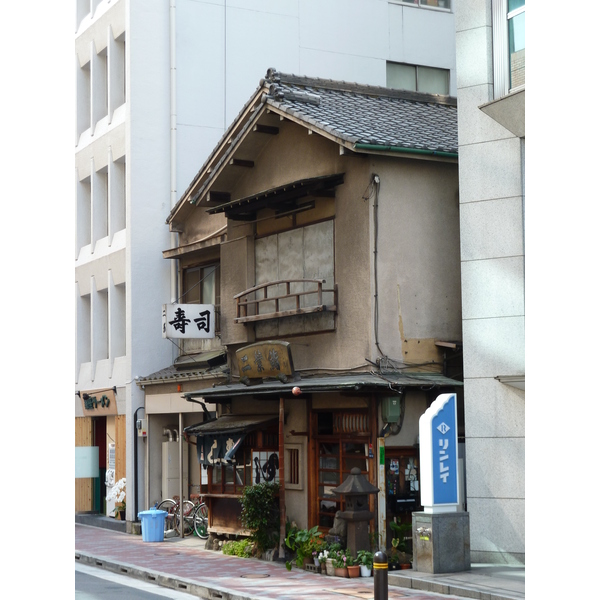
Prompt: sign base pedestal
<box><xmin>412</xmin><ymin>511</ymin><xmax>470</xmax><ymax>574</ymax></box>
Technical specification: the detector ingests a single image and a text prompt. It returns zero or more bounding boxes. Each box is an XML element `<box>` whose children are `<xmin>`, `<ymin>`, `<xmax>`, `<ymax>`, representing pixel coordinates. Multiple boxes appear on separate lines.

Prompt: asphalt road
<box><xmin>75</xmin><ymin>563</ymin><xmax>200</xmax><ymax>600</ymax></box>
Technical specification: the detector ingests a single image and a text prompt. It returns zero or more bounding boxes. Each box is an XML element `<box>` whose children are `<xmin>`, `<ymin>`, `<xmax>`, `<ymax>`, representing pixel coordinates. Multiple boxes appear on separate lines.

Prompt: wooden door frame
<box><xmin>307</xmin><ymin>394</ymin><xmax>378</xmax><ymax>530</ymax></box>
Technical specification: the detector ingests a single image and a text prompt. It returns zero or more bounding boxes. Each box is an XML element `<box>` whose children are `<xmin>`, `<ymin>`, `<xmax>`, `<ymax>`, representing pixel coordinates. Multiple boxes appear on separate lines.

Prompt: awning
<box><xmin>206</xmin><ymin>173</ymin><xmax>345</xmax><ymax>221</ymax></box>
<box><xmin>185</xmin><ymin>414</ymin><xmax>279</xmax><ymax>466</ymax></box>
<box><xmin>184</xmin><ymin>371</ymin><xmax>462</xmax><ymax>402</ymax></box>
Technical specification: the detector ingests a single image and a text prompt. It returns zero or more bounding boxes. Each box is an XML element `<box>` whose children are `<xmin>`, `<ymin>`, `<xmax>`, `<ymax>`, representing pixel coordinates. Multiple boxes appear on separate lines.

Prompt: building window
<box><xmin>493</xmin><ymin>0</ymin><xmax>525</xmax><ymax>97</ymax></box>
<box><xmin>182</xmin><ymin>264</ymin><xmax>220</xmax><ymax>330</ymax></box>
<box><xmin>254</xmin><ymin>220</ymin><xmax>335</xmax><ymax>338</ymax></box>
<box><xmin>392</xmin><ymin>0</ymin><xmax>451</xmax><ymax>10</ymax></box>
<box><xmin>386</xmin><ymin>62</ymin><xmax>450</xmax><ymax>95</ymax></box>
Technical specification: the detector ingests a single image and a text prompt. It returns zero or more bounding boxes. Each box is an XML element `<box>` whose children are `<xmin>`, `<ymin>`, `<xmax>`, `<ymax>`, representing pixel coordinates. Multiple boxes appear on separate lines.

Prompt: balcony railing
<box><xmin>234</xmin><ymin>279</ymin><xmax>337</xmax><ymax>324</ymax></box>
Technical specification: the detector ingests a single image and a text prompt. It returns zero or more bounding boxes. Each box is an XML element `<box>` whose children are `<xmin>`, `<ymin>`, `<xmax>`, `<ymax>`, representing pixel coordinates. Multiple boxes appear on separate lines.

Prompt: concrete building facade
<box><xmin>455</xmin><ymin>0</ymin><xmax>525</xmax><ymax>564</ymax></box>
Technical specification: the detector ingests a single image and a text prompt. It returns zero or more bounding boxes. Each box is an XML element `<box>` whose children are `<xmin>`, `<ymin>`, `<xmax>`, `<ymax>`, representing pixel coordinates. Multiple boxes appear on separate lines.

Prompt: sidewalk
<box><xmin>75</xmin><ymin>519</ymin><xmax>524</xmax><ymax>600</ymax></box>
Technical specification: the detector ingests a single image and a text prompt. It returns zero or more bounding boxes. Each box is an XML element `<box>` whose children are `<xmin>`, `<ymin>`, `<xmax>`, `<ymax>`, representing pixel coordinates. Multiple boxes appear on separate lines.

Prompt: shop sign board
<box><xmin>419</xmin><ymin>393</ymin><xmax>459</xmax><ymax>513</ymax></box>
<box><xmin>236</xmin><ymin>341</ymin><xmax>294</xmax><ymax>382</ymax></box>
<box><xmin>79</xmin><ymin>388</ymin><xmax>118</xmax><ymax>417</ymax></box>
<box><xmin>162</xmin><ymin>303</ymin><xmax>215</xmax><ymax>339</ymax></box>
<box><xmin>252</xmin><ymin>451</ymin><xmax>280</xmax><ymax>485</ymax></box>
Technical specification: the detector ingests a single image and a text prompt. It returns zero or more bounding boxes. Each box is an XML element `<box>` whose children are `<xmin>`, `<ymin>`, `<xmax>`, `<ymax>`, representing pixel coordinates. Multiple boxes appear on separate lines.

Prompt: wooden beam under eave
<box><xmin>253</xmin><ymin>124</ymin><xmax>279</xmax><ymax>135</ymax></box>
<box><xmin>229</xmin><ymin>158</ymin><xmax>254</xmax><ymax>168</ymax></box>
<box><xmin>207</xmin><ymin>191</ymin><xmax>231</xmax><ymax>203</ymax></box>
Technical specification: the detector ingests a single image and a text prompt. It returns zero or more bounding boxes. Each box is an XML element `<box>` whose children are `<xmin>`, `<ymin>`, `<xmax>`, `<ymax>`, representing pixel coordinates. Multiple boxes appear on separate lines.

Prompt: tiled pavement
<box><xmin>75</xmin><ymin>522</ymin><xmax>524</xmax><ymax>600</ymax></box>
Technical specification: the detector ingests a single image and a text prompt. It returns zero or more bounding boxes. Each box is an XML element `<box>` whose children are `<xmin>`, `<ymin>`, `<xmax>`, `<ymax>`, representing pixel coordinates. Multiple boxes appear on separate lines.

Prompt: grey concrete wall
<box><xmin>456</xmin><ymin>0</ymin><xmax>525</xmax><ymax>565</ymax></box>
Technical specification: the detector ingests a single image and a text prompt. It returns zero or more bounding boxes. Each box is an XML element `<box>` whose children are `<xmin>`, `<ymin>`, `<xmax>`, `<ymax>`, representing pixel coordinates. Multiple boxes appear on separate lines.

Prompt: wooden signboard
<box><xmin>236</xmin><ymin>341</ymin><xmax>295</xmax><ymax>383</ymax></box>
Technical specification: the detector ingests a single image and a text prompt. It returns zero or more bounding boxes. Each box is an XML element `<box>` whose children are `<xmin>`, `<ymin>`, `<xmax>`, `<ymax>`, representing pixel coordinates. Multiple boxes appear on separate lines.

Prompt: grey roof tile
<box><xmin>262</xmin><ymin>70</ymin><xmax>457</xmax><ymax>154</ymax></box>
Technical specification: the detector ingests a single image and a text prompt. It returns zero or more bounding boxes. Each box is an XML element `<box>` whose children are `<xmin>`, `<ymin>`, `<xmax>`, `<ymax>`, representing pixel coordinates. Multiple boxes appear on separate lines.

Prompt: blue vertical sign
<box><xmin>431</xmin><ymin>394</ymin><xmax>458</xmax><ymax>505</ymax></box>
<box><xmin>419</xmin><ymin>392</ymin><xmax>459</xmax><ymax>511</ymax></box>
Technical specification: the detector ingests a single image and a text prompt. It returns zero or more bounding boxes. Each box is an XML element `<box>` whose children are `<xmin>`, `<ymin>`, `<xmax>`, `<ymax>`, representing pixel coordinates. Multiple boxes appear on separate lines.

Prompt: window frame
<box><xmin>386</xmin><ymin>61</ymin><xmax>450</xmax><ymax>96</ymax></box>
<box><xmin>390</xmin><ymin>0</ymin><xmax>452</xmax><ymax>12</ymax></box>
<box><xmin>492</xmin><ymin>0</ymin><xmax>525</xmax><ymax>98</ymax></box>
<box><xmin>181</xmin><ymin>262</ymin><xmax>221</xmax><ymax>332</ymax></box>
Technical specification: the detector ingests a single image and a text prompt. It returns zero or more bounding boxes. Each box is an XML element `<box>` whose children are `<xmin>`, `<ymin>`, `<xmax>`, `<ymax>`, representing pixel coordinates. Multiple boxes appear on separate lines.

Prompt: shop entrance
<box><xmin>92</xmin><ymin>417</ymin><xmax>107</xmax><ymax>513</ymax></box>
<box><xmin>384</xmin><ymin>447</ymin><xmax>420</xmax><ymax>550</ymax></box>
<box><xmin>310</xmin><ymin>409</ymin><xmax>375</xmax><ymax>531</ymax></box>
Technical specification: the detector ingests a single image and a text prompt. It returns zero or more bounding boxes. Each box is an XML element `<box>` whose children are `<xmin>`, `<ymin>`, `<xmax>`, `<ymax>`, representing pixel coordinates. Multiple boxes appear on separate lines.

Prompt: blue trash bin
<box><xmin>138</xmin><ymin>509</ymin><xmax>167</xmax><ymax>542</ymax></box>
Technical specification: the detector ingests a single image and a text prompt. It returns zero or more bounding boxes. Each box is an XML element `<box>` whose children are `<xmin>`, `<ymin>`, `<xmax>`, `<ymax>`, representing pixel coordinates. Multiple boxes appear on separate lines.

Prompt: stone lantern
<box><xmin>331</xmin><ymin>467</ymin><xmax>379</xmax><ymax>555</ymax></box>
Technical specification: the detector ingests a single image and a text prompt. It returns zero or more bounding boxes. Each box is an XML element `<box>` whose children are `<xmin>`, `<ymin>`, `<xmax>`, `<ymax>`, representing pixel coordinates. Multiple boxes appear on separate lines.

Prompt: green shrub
<box><xmin>285</xmin><ymin>524</ymin><xmax>323</xmax><ymax>570</ymax></box>
<box><xmin>239</xmin><ymin>482</ymin><xmax>280</xmax><ymax>555</ymax></box>
<box><xmin>222</xmin><ymin>538</ymin><xmax>254</xmax><ymax>558</ymax></box>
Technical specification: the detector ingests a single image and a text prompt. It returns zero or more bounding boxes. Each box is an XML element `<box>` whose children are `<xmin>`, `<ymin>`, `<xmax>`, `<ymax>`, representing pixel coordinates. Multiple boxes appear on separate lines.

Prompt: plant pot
<box><xmin>347</xmin><ymin>565</ymin><xmax>360</xmax><ymax>578</ymax></box>
<box><xmin>118</xmin><ymin>511</ymin><xmax>126</xmax><ymax>521</ymax></box>
<box><xmin>360</xmin><ymin>565</ymin><xmax>372</xmax><ymax>577</ymax></box>
<box><xmin>400</xmin><ymin>563</ymin><xmax>412</xmax><ymax>569</ymax></box>
<box><xmin>314</xmin><ymin>557</ymin><xmax>320</xmax><ymax>566</ymax></box>
<box><xmin>325</xmin><ymin>558</ymin><xmax>336</xmax><ymax>576</ymax></box>
<box><xmin>334</xmin><ymin>567</ymin><xmax>348</xmax><ymax>578</ymax></box>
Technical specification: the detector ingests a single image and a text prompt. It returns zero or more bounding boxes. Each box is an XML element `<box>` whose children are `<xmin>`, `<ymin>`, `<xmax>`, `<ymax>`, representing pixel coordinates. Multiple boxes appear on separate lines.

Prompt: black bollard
<box><xmin>373</xmin><ymin>550</ymin><xmax>388</xmax><ymax>600</ymax></box>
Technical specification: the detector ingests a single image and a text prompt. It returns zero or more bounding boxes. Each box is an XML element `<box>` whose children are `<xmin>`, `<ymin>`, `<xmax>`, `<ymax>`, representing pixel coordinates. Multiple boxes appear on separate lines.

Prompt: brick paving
<box><xmin>75</xmin><ymin>524</ymin><xmax>464</xmax><ymax>600</ymax></box>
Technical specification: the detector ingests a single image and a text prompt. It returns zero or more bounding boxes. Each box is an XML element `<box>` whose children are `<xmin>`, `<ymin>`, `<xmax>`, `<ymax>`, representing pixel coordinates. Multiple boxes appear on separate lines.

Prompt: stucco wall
<box><xmin>210</xmin><ymin>119</ymin><xmax>461</xmax><ymax>374</ymax></box>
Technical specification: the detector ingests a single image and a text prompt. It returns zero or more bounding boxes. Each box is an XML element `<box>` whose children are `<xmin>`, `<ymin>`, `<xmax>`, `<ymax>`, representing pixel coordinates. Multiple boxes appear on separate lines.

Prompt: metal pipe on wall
<box><xmin>179</xmin><ymin>412</ymin><xmax>184</xmax><ymax>538</ymax></box>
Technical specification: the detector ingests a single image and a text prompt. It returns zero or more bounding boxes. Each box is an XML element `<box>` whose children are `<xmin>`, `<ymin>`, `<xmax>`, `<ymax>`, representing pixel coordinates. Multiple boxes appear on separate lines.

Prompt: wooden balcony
<box><xmin>234</xmin><ymin>279</ymin><xmax>337</xmax><ymax>324</ymax></box>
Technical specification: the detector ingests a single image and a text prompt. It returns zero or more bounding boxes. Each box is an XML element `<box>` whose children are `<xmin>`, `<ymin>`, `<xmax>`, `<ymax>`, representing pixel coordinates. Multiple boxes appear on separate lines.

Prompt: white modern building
<box><xmin>455</xmin><ymin>0</ymin><xmax>525</xmax><ymax>563</ymax></box>
<box><xmin>74</xmin><ymin>0</ymin><xmax>457</xmax><ymax>523</ymax></box>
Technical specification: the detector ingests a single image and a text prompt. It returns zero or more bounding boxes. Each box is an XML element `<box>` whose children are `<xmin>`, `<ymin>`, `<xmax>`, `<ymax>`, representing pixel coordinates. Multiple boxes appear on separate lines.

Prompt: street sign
<box><xmin>419</xmin><ymin>393</ymin><xmax>459</xmax><ymax>512</ymax></box>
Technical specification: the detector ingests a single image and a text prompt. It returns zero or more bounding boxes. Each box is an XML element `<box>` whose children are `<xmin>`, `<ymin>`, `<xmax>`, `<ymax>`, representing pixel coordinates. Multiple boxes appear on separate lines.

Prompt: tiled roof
<box><xmin>169</xmin><ymin>69</ymin><xmax>458</xmax><ymax>223</ymax></box>
<box><xmin>261</xmin><ymin>69</ymin><xmax>458</xmax><ymax>154</ymax></box>
<box><xmin>137</xmin><ymin>361</ymin><xmax>228</xmax><ymax>386</ymax></box>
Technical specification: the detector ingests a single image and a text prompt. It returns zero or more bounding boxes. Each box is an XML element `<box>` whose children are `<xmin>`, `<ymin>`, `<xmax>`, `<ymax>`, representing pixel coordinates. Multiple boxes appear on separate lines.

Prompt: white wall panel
<box><xmin>461</xmin><ymin>256</ymin><xmax>524</xmax><ymax>320</ymax></box>
<box><xmin>462</xmin><ymin>316</ymin><xmax>524</xmax><ymax>379</ymax></box>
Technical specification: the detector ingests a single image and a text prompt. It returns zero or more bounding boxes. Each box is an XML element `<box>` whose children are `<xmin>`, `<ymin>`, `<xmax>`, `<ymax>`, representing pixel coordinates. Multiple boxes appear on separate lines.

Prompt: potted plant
<box><xmin>346</xmin><ymin>554</ymin><xmax>360</xmax><ymax>578</ymax></box>
<box><xmin>317</xmin><ymin>548</ymin><xmax>335</xmax><ymax>575</ymax></box>
<box><xmin>285</xmin><ymin>525</ymin><xmax>323</xmax><ymax>570</ymax></box>
<box><xmin>356</xmin><ymin>550</ymin><xmax>373</xmax><ymax>577</ymax></box>
<box><xmin>331</xmin><ymin>549</ymin><xmax>349</xmax><ymax>577</ymax></box>
<box><xmin>389</xmin><ymin>521</ymin><xmax>412</xmax><ymax>569</ymax></box>
<box><xmin>106</xmin><ymin>478</ymin><xmax>126</xmax><ymax>520</ymax></box>
<box><xmin>310</xmin><ymin>534</ymin><xmax>326</xmax><ymax>566</ymax></box>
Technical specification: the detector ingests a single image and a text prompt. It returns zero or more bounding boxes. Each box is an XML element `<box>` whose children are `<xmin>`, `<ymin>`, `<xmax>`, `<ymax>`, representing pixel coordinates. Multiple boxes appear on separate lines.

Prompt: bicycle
<box><xmin>156</xmin><ymin>495</ymin><xmax>209</xmax><ymax>539</ymax></box>
<box><xmin>190</xmin><ymin>494</ymin><xmax>209</xmax><ymax>539</ymax></box>
<box><xmin>156</xmin><ymin>496</ymin><xmax>195</xmax><ymax>536</ymax></box>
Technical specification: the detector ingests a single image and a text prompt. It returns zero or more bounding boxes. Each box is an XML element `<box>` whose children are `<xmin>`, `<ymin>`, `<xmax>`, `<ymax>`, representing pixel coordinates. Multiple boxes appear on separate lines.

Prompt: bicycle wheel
<box><xmin>157</xmin><ymin>499</ymin><xmax>177</xmax><ymax>535</ymax></box>
<box><xmin>193</xmin><ymin>504</ymin><xmax>209</xmax><ymax>539</ymax></box>
<box><xmin>196</xmin><ymin>502</ymin><xmax>208</xmax><ymax>520</ymax></box>
<box><xmin>175</xmin><ymin>500</ymin><xmax>195</xmax><ymax>536</ymax></box>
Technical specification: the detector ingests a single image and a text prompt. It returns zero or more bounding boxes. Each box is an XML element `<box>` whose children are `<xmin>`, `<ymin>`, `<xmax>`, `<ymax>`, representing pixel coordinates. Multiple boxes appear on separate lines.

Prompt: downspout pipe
<box><xmin>170</xmin><ymin>0</ymin><xmax>179</xmax><ymax>306</ymax></box>
<box><xmin>133</xmin><ymin>406</ymin><xmax>145</xmax><ymax>522</ymax></box>
<box><xmin>354</xmin><ymin>143</ymin><xmax>458</xmax><ymax>159</ymax></box>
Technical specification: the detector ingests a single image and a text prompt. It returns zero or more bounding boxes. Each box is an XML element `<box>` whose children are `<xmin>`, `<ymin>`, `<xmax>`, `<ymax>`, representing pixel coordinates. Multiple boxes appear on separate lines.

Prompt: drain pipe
<box><xmin>169</xmin><ymin>0</ymin><xmax>179</xmax><ymax>310</ymax></box>
<box><xmin>133</xmin><ymin>406</ymin><xmax>145</xmax><ymax>522</ymax></box>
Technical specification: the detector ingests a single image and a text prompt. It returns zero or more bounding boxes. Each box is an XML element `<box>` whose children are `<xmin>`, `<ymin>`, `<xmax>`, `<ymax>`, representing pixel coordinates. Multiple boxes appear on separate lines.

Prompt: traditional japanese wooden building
<box><xmin>140</xmin><ymin>69</ymin><xmax>464</xmax><ymax>547</ymax></box>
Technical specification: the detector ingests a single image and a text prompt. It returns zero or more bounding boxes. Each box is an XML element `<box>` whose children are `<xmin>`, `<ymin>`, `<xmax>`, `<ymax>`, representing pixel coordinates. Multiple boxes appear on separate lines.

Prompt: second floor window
<box><xmin>493</xmin><ymin>0</ymin><xmax>525</xmax><ymax>97</ymax></box>
<box><xmin>386</xmin><ymin>62</ymin><xmax>450</xmax><ymax>95</ymax></box>
<box><xmin>182</xmin><ymin>264</ymin><xmax>219</xmax><ymax>305</ymax></box>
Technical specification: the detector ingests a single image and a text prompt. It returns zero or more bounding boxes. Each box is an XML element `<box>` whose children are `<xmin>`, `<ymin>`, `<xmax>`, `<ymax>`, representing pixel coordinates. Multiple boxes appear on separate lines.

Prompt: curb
<box><xmin>388</xmin><ymin>571</ymin><xmax>522</xmax><ymax>600</ymax></box>
<box><xmin>75</xmin><ymin>551</ymin><xmax>251</xmax><ymax>600</ymax></box>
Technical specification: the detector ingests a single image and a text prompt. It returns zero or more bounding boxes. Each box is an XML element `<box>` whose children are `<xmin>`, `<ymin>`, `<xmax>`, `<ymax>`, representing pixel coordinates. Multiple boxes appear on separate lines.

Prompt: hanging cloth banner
<box><xmin>197</xmin><ymin>433</ymin><xmax>246</xmax><ymax>466</ymax></box>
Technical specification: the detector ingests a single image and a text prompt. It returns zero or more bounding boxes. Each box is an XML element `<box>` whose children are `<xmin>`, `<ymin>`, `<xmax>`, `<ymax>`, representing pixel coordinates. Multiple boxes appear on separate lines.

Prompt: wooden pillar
<box><xmin>279</xmin><ymin>397</ymin><xmax>286</xmax><ymax>560</ymax></box>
